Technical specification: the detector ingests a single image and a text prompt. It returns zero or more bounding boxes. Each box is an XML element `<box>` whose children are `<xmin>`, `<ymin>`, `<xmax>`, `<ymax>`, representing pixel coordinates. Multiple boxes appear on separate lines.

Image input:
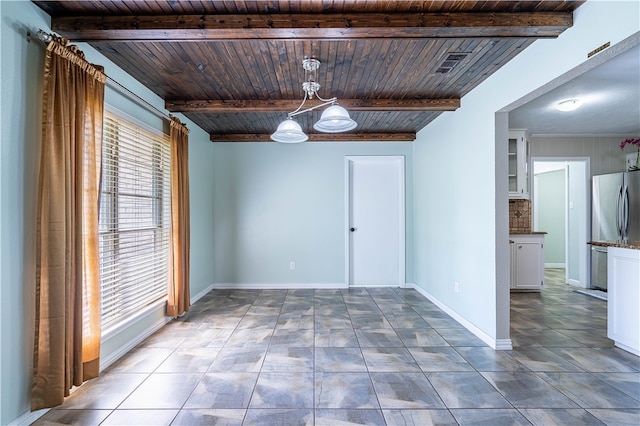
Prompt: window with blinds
<box><xmin>99</xmin><ymin>110</ymin><xmax>171</xmax><ymax>330</ymax></box>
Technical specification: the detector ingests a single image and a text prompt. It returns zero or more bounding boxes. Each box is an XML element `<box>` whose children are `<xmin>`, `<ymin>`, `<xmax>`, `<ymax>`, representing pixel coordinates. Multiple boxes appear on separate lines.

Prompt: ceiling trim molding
<box><xmin>51</xmin><ymin>12</ymin><xmax>573</xmax><ymax>41</ymax></box>
<box><xmin>209</xmin><ymin>133</ymin><xmax>416</xmax><ymax>142</ymax></box>
<box><xmin>167</xmin><ymin>98</ymin><xmax>460</xmax><ymax>113</ymax></box>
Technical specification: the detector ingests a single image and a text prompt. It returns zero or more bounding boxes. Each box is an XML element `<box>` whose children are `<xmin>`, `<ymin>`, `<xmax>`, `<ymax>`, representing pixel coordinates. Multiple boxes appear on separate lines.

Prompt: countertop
<box><xmin>588</xmin><ymin>241</ymin><xmax>640</xmax><ymax>250</ymax></box>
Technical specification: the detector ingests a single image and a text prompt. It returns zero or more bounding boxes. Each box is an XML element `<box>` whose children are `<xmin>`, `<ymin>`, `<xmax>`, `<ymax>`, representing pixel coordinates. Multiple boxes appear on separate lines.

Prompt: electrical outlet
<box><xmin>454</xmin><ymin>281</ymin><xmax>459</xmax><ymax>293</ymax></box>
<box><xmin>290</xmin><ymin>261</ymin><xmax>295</xmax><ymax>270</ymax></box>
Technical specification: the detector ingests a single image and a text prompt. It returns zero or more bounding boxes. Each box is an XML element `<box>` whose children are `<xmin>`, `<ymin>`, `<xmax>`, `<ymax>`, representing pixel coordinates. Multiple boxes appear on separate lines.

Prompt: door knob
<box><xmin>350</xmin><ymin>227</ymin><xmax>356</xmax><ymax>232</ymax></box>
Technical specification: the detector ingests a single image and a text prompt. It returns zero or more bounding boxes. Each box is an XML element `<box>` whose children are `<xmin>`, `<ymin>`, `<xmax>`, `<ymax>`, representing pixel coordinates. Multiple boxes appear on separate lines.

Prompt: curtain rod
<box><xmin>28</xmin><ymin>29</ymin><xmax>173</xmax><ymax>122</ymax></box>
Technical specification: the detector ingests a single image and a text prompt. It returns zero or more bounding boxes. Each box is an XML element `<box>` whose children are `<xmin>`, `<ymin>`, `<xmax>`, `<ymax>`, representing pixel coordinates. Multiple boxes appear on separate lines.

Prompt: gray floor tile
<box><xmin>315</xmin><ymin>372</ymin><xmax>380</xmax><ymax>409</ymax></box>
<box><xmin>361</xmin><ymin>347</ymin><xmax>421</xmax><ymax>372</ymax></box>
<box><xmin>224</xmin><ymin>329</ymin><xmax>273</xmax><ymax>347</ymax></box>
<box><xmin>179</xmin><ymin>328</ymin><xmax>235</xmax><ymax>348</ymax></box>
<box><xmin>235</xmin><ymin>314</ymin><xmax>278</xmax><ymax>329</ymax></box>
<box><xmin>519</xmin><ymin>408</ymin><xmax>605</xmax><ymax>425</ymax></box>
<box><xmin>261</xmin><ymin>346</ymin><xmax>314</xmax><ymax>372</ymax></box>
<box><xmin>100</xmin><ymin>409</ymin><xmax>179</xmax><ymax>425</ymax></box>
<box><xmin>54</xmin><ymin>373</ymin><xmax>148</xmax><ymax>409</ymax></box>
<box><xmin>408</xmin><ymin>347</ymin><xmax>475</xmax><ymax>372</ymax></box>
<box><xmin>315</xmin><ymin>328</ymin><xmax>360</xmax><ymax>347</ymax></box>
<box><xmin>207</xmin><ymin>346</ymin><xmax>267</xmax><ymax>372</ymax></box>
<box><xmin>537</xmin><ymin>372</ymin><xmax>640</xmax><ymax>409</ymax></box>
<box><xmin>315</xmin><ymin>313</ymin><xmax>353</xmax><ymax>330</ymax></box>
<box><xmin>382</xmin><ymin>409</ymin><xmax>458</xmax><ymax>425</ymax></box>
<box><xmin>183</xmin><ymin>373</ymin><xmax>258</xmax><ymax>409</ymax></box>
<box><xmin>481</xmin><ymin>371</ymin><xmax>580</xmax><ymax>408</ymax></box>
<box><xmin>455</xmin><ymin>346</ymin><xmax>527</xmax><ymax>372</ymax></box>
<box><xmin>449</xmin><ymin>408</ymin><xmax>531</xmax><ymax>425</ymax></box>
<box><xmin>549</xmin><ymin>347</ymin><xmax>640</xmax><ymax>372</ymax></box>
<box><xmin>355</xmin><ymin>328</ymin><xmax>404</xmax><ymax>348</ymax></box>
<box><xmin>315</xmin><ymin>347</ymin><xmax>368</xmax><ymax>372</ymax></box>
<box><xmin>274</xmin><ymin>313</ymin><xmax>314</xmax><ymax>330</ymax></box>
<box><xmin>119</xmin><ymin>373</ymin><xmax>203</xmax><ymax>409</ymax></box>
<box><xmin>243</xmin><ymin>409</ymin><xmax>314</xmax><ymax>425</ymax></box>
<box><xmin>269</xmin><ymin>328</ymin><xmax>314</xmax><ymax>346</ymax></box>
<box><xmin>426</xmin><ymin>372</ymin><xmax>512</xmax><ymax>409</ymax></box>
<box><xmin>249</xmin><ymin>372</ymin><xmax>314</xmax><ymax>408</ymax></box>
<box><xmin>171</xmin><ymin>409</ymin><xmax>246</xmax><ymax>426</ymax></box>
<box><xmin>370</xmin><ymin>372</ymin><xmax>446</xmax><ymax>409</ymax></box>
<box><xmin>315</xmin><ymin>409</ymin><xmax>386</xmax><ymax>425</ymax></box>
<box><xmin>395</xmin><ymin>328</ymin><xmax>449</xmax><ymax>347</ymax></box>
<box><xmin>508</xmin><ymin>347</ymin><xmax>585</xmax><ymax>372</ymax></box>
<box><xmin>156</xmin><ymin>347</ymin><xmax>219</xmax><ymax>373</ymax></box>
<box><xmin>436</xmin><ymin>327</ymin><xmax>487</xmax><ymax>346</ymax></box>
<box><xmin>586</xmin><ymin>408</ymin><xmax>640</xmax><ymax>425</ymax></box>
<box><xmin>592</xmin><ymin>372</ymin><xmax>640</xmax><ymax>400</ymax></box>
<box><xmin>105</xmin><ymin>347</ymin><xmax>174</xmax><ymax>373</ymax></box>
<box><xmin>31</xmin><ymin>409</ymin><xmax>111</xmax><ymax>426</ymax></box>
<box><xmin>350</xmin><ymin>313</ymin><xmax>393</xmax><ymax>329</ymax></box>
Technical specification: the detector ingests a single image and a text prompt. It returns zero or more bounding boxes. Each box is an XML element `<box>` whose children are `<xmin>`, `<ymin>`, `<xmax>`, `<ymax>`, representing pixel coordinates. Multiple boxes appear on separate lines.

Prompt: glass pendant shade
<box><xmin>271</xmin><ymin>118</ymin><xmax>308</xmax><ymax>143</ymax></box>
<box><xmin>313</xmin><ymin>105</ymin><xmax>358</xmax><ymax>133</ymax></box>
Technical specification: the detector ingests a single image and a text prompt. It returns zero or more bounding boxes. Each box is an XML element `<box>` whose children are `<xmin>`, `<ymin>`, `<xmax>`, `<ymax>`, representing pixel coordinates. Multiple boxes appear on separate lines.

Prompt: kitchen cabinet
<box><xmin>510</xmin><ymin>234</ymin><xmax>544</xmax><ymax>291</ymax></box>
<box><xmin>508</xmin><ymin>129</ymin><xmax>530</xmax><ymax>199</ymax></box>
<box><xmin>607</xmin><ymin>247</ymin><xmax>640</xmax><ymax>355</ymax></box>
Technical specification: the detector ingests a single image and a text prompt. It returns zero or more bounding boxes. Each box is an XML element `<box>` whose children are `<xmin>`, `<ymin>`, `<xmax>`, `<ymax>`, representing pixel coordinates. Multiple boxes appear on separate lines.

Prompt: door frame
<box><xmin>531</xmin><ymin>157</ymin><xmax>591</xmax><ymax>288</ymax></box>
<box><xmin>344</xmin><ymin>156</ymin><xmax>405</xmax><ymax>287</ymax></box>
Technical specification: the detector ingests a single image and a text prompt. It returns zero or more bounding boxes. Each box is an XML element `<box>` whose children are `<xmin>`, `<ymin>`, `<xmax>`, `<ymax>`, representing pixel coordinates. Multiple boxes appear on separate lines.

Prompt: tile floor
<box><xmin>34</xmin><ymin>269</ymin><xmax>640</xmax><ymax>425</ymax></box>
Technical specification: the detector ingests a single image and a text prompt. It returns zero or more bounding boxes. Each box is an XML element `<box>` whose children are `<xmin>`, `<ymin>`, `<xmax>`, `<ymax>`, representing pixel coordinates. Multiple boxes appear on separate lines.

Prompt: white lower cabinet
<box><xmin>607</xmin><ymin>247</ymin><xmax>640</xmax><ymax>356</ymax></box>
<box><xmin>510</xmin><ymin>234</ymin><xmax>544</xmax><ymax>291</ymax></box>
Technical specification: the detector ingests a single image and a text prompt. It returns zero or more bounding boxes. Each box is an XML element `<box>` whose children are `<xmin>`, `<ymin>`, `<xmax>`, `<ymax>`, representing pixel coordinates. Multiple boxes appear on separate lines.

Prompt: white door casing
<box><xmin>345</xmin><ymin>156</ymin><xmax>405</xmax><ymax>286</ymax></box>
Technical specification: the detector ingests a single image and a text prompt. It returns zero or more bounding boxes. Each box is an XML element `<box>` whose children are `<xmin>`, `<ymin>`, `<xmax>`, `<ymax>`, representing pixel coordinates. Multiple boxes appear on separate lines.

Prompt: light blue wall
<box><xmin>0</xmin><ymin>1</ymin><xmax>214</xmax><ymax>423</ymax></box>
<box><xmin>567</xmin><ymin>161</ymin><xmax>587</xmax><ymax>284</ymax></box>
<box><xmin>413</xmin><ymin>2</ymin><xmax>639</xmax><ymax>344</ymax></box>
<box><xmin>1</xmin><ymin>2</ymin><xmax>50</xmax><ymax>422</ymax></box>
<box><xmin>536</xmin><ymin>170</ymin><xmax>566</xmax><ymax>265</ymax></box>
<box><xmin>212</xmin><ymin>142</ymin><xmax>414</xmax><ymax>285</ymax></box>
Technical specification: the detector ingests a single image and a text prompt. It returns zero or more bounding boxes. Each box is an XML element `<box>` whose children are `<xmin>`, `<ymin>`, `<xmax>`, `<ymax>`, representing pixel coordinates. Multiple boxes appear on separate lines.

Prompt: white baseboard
<box><xmin>545</xmin><ymin>263</ymin><xmax>566</xmax><ymax>268</ymax></box>
<box><xmin>191</xmin><ymin>282</ymin><xmax>216</xmax><ymax>302</ymax></box>
<box><xmin>495</xmin><ymin>339</ymin><xmax>514</xmax><ymax>350</ymax></box>
<box><xmin>212</xmin><ymin>282</ymin><xmax>347</xmax><ymax>290</ymax></box>
<box><xmin>408</xmin><ymin>284</ymin><xmax>512</xmax><ymax>351</ymax></box>
<box><xmin>100</xmin><ymin>314</ymin><xmax>171</xmax><ymax>372</ymax></box>
<box><xmin>567</xmin><ymin>278</ymin><xmax>586</xmax><ymax>288</ymax></box>
<box><xmin>9</xmin><ymin>408</ymin><xmax>50</xmax><ymax>426</ymax></box>
<box><xmin>100</xmin><ymin>284</ymin><xmax>214</xmax><ymax>371</ymax></box>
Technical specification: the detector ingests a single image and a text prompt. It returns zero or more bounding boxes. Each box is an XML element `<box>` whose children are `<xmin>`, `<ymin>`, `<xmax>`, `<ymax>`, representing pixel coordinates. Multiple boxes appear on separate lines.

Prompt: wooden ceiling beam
<box><xmin>52</xmin><ymin>12</ymin><xmax>572</xmax><ymax>41</ymax></box>
<box><xmin>210</xmin><ymin>133</ymin><xmax>416</xmax><ymax>142</ymax></box>
<box><xmin>167</xmin><ymin>98</ymin><xmax>460</xmax><ymax>113</ymax></box>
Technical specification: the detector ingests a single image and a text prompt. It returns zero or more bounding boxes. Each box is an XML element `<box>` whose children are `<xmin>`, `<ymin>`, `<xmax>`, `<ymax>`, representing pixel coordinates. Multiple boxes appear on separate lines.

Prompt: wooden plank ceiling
<box><xmin>33</xmin><ymin>1</ymin><xmax>584</xmax><ymax>142</ymax></box>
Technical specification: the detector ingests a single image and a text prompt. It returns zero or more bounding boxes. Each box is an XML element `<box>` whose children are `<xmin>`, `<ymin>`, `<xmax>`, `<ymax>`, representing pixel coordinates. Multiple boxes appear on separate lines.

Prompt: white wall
<box><xmin>211</xmin><ymin>142</ymin><xmax>414</xmax><ymax>286</ymax></box>
<box><xmin>413</xmin><ymin>1</ymin><xmax>639</xmax><ymax>347</ymax></box>
<box><xmin>0</xmin><ymin>1</ymin><xmax>215</xmax><ymax>423</ymax></box>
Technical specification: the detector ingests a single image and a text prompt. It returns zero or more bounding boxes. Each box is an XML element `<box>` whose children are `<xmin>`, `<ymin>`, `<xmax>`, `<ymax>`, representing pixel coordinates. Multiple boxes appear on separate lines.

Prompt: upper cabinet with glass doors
<box><xmin>508</xmin><ymin>129</ymin><xmax>530</xmax><ymax>199</ymax></box>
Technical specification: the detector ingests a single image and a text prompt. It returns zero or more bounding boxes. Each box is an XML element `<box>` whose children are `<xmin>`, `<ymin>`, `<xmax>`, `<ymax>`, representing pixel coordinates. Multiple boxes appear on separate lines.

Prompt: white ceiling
<box><xmin>509</xmin><ymin>43</ymin><xmax>640</xmax><ymax>136</ymax></box>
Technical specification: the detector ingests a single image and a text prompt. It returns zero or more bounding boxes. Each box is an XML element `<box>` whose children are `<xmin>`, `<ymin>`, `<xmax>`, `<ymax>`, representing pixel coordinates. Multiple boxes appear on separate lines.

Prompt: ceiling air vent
<box><xmin>435</xmin><ymin>53</ymin><xmax>469</xmax><ymax>74</ymax></box>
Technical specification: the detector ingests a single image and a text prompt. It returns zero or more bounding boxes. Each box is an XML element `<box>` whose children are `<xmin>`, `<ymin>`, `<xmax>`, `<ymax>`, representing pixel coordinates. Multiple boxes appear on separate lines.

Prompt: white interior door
<box><xmin>345</xmin><ymin>156</ymin><xmax>405</xmax><ymax>286</ymax></box>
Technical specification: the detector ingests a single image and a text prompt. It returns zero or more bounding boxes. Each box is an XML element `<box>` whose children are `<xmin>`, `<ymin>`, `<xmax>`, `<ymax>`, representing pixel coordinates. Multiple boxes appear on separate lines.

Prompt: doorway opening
<box><xmin>531</xmin><ymin>157</ymin><xmax>590</xmax><ymax>288</ymax></box>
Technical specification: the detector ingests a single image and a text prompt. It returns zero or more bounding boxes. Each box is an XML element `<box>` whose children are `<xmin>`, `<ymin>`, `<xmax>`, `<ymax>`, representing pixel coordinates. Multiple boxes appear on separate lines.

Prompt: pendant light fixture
<box><xmin>271</xmin><ymin>58</ymin><xmax>357</xmax><ymax>143</ymax></box>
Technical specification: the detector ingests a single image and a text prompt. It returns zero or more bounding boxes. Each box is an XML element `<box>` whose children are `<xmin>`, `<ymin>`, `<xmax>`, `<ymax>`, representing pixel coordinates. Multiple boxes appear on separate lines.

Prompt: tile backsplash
<box><xmin>509</xmin><ymin>199</ymin><xmax>531</xmax><ymax>233</ymax></box>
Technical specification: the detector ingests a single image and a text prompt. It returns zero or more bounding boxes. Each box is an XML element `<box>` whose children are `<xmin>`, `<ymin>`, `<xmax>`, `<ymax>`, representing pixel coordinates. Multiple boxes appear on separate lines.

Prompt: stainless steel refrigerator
<box><xmin>591</xmin><ymin>170</ymin><xmax>640</xmax><ymax>290</ymax></box>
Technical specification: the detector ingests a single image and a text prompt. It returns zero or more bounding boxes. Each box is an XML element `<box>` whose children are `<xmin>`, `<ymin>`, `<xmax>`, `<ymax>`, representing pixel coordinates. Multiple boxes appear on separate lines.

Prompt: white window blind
<box><xmin>99</xmin><ymin>110</ymin><xmax>171</xmax><ymax>330</ymax></box>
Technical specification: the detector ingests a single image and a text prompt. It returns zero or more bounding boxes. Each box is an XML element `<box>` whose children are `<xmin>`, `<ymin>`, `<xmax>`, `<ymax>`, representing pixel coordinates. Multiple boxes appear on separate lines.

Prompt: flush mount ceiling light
<box><xmin>555</xmin><ymin>98</ymin><xmax>583</xmax><ymax>112</ymax></box>
<box><xmin>271</xmin><ymin>58</ymin><xmax>357</xmax><ymax>143</ymax></box>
